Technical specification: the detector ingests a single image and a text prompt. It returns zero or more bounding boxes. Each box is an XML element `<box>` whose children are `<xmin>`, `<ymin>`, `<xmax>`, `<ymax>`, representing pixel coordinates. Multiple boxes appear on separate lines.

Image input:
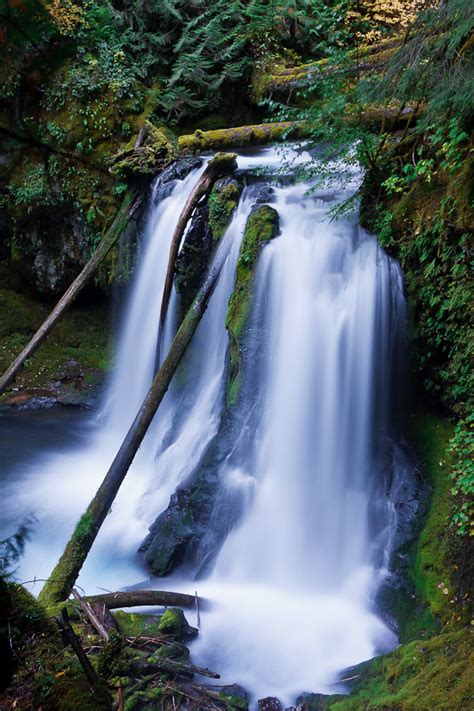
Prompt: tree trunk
<box><xmin>159</xmin><ymin>152</ymin><xmax>237</xmax><ymax>331</ymax></box>
<box><xmin>39</xmin><ymin>236</ymin><xmax>232</xmax><ymax>606</ymax></box>
<box><xmin>0</xmin><ymin>190</ymin><xmax>141</xmax><ymax>396</ymax></box>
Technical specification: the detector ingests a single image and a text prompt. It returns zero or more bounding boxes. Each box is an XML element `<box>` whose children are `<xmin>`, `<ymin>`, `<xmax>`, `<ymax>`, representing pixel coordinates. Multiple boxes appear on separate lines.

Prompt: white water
<box><xmin>0</xmin><ymin>146</ymin><xmax>408</xmax><ymax>705</ymax></box>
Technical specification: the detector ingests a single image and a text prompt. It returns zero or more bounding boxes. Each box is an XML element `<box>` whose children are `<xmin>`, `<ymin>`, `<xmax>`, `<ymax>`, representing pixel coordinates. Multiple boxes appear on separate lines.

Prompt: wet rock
<box><xmin>175</xmin><ymin>206</ymin><xmax>213</xmax><ymax>313</ymax></box>
<box><xmin>226</xmin><ymin>204</ymin><xmax>280</xmax><ymax>405</ymax></box>
<box><xmin>245</xmin><ymin>181</ymin><xmax>275</xmax><ymax>204</ymax></box>
<box><xmin>258</xmin><ymin>698</ymin><xmax>282</xmax><ymax>711</ymax></box>
<box><xmin>140</xmin><ymin>469</ymin><xmax>216</xmax><ymax>576</ymax></box>
<box><xmin>157</xmin><ymin>608</ymin><xmax>198</xmax><ymax>640</ymax></box>
<box><xmin>208</xmin><ymin>177</ymin><xmax>241</xmax><ymax>242</ymax></box>
<box><xmin>220</xmin><ymin>684</ymin><xmax>250</xmax><ymax>708</ymax></box>
<box><xmin>11</xmin><ymin>210</ymin><xmax>93</xmax><ymax>297</ymax></box>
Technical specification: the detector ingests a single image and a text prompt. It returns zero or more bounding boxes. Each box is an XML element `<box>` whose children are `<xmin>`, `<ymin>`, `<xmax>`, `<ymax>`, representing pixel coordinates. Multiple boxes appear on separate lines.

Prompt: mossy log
<box><xmin>129</xmin><ymin>657</ymin><xmax>220</xmax><ymax>680</ymax></box>
<box><xmin>39</xmin><ymin>232</ymin><xmax>233</xmax><ymax>606</ymax></box>
<box><xmin>178</xmin><ymin>107</ymin><xmax>416</xmax><ymax>158</ymax></box>
<box><xmin>0</xmin><ymin>189</ymin><xmax>141</xmax><ymax>396</ymax></box>
<box><xmin>159</xmin><ymin>152</ymin><xmax>237</xmax><ymax>330</ymax></box>
<box><xmin>226</xmin><ymin>205</ymin><xmax>280</xmax><ymax>406</ymax></box>
<box><xmin>253</xmin><ymin>36</ymin><xmax>401</xmax><ymax>99</ymax></box>
<box><xmin>178</xmin><ymin>122</ymin><xmax>307</xmax><ymax>153</ymax></box>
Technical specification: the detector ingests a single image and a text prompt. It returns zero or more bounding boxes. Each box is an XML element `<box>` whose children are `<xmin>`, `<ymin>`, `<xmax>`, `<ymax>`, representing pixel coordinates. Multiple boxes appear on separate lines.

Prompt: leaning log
<box><xmin>159</xmin><ymin>152</ymin><xmax>237</xmax><ymax>330</ymax></box>
<box><xmin>84</xmin><ymin>590</ymin><xmax>198</xmax><ymax>610</ymax></box>
<box><xmin>39</xmin><ymin>231</ymin><xmax>233</xmax><ymax>606</ymax></box>
<box><xmin>0</xmin><ymin>189</ymin><xmax>142</xmax><ymax>395</ymax></box>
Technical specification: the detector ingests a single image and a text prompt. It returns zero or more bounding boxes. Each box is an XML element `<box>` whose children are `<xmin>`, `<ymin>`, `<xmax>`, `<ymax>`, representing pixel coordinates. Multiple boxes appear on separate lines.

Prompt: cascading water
<box><xmin>0</xmin><ymin>146</ymin><xmax>410</xmax><ymax>706</ymax></box>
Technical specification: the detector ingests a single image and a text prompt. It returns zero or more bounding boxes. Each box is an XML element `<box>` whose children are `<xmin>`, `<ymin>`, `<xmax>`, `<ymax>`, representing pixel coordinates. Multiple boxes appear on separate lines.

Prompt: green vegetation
<box><xmin>226</xmin><ymin>205</ymin><xmax>279</xmax><ymax>405</ymax></box>
<box><xmin>0</xmin><ymin>286</ymin><xmax>110</xmax><ymax>403</ymax></box>
<box><xmin>325</xmin><ymin>628</ymin><xmax>473</xmax><ymax>711</ymax></box>
<box><xmin>0</xmin><ymin>0</ymin><xmax>473</xmax><ymax>708</ymax></box>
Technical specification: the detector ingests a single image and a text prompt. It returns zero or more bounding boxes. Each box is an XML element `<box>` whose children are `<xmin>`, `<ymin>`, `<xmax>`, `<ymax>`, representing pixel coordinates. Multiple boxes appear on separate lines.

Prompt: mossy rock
<box><xmin>226</xmin><ymin>204</ymin><xmax>280</xmax><ymax>405</ymax></box>
<box><xmin>113</xmin><ymin>610</ymin><xmax>164</xmax><ymax>638</ymax></box>
<box><xmin>108</xmin><ymin>121</ymin><xmax>176</xmax><ymax>177</ymax></box>
<box><xmin>157</xmin><ymin>608</ymin><xmax>197</xmax><ymax>641</ymax></box>
<box><xmin>208</xmin><ymin>177</ymin><xmax>241</xmax><ymax>242</ymax></box>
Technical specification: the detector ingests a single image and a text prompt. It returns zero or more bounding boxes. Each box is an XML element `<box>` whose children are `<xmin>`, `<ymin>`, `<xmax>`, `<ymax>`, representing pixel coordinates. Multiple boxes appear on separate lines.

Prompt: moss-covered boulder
<box><xmin>140</xmin><ymin>470</ymin><xmax>216</xmax><ymax>576</ymax></box>
<box><xmin>108</xmin><ymin>121</ymin><xmax>176</xmax><ymax>177</ymax></box>
<box><xmin>208</xmin><ymin>177</ymin><xmax>241</xmax><ymax>241</ymax></box>
<box><xmin>226</xmin><ymin>204</ymin><xmax>280</xmax><ymax>405</ymax></box>
<box><xmin>157</xmin><ymin>608</ymin><xmax>197</xmax><ymax>641</ymax></box>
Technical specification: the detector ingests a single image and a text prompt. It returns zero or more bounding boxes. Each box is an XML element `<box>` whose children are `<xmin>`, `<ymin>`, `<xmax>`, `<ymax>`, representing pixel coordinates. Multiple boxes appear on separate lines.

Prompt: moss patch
<box><xmin>178</xmin><ymin>122</ymin><xmax>305</xmax><ymax>153</ymax></box>
<box><xmin>208</xmin><ymin>178</ymin><xmax>241</xmax><ymax>242</ymax></box>
<box><xmin>226</xmin><ymin>205</ymin><xmax>279</xmax><ymax>405</ymax></box>
<box><xmin>0</xmin><ymin>286</ymin><xmax>110</xmax><ymax>405</ymax></box>
<box><xmin>0</xmin><ymin>584</ymin><xmax>109</xmax><ymax>710</ymax></box>
<box><xmin>325</xmin><ymin>629</ymin><xmax>473</xmax><ymax>711</ymax></box>
<box><xmin>407</xmin><ymin>412</ymin><xmax>457</xmax><ymax>624</ymax></box>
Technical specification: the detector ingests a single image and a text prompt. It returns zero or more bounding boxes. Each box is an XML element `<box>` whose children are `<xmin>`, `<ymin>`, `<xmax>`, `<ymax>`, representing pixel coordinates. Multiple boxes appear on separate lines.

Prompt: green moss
<box><xmin>226</xmin><ymin>205</ymin><xmax>279</xmax><ymax>405</ymax></box>
<box><xmin>208</xmin><ymin>179</ymin><xmax>241</xmax><ymax>241</ymax></box>
<box><xmin>113</xmin><ymin>611</ymin><xmax>163</xmax><ymax>638</ymax></box>
<box><xmin>325</xmin><ymin>629</ymin><xmax>473</xmax><ymax>711</ymax></box>
<box><xmin>407</xmin><ymin>412</ymin><xmax>456</xmax><ymax>623</ymax></box>
<box><xmin>2</xmin><ymin>583</ymin><xmax>109</xmax><ymax>710</ymax></box>
<box><xmin>178</xmin><ymin>122</ymin><xmax>305</xmax><ymax>153</ymax></box>
<box><xmin>157</xmin><ymin>608</ymin><xmax>192</xmax><ymax>640</ymax></box>
<box><xmin>0</xmin><ymin>287</ymin><xmax>110</xmax><ymax>402</ymax></box>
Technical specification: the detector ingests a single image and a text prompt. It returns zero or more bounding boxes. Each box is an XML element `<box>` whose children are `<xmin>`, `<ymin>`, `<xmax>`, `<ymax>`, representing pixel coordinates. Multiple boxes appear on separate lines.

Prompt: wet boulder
<box><xmin>140</xmin><ymin>470</ymin><xmax>216</xmax><ymax>576</ymax></box>
<box><xmin>175</xmin><ymin>205</ymin><xmax>213</xmax><ymax>313</ymax></box>
<box><xmin>258</xmin><ymin>698</ymin><xmax>283</xmax><ymax>711</ymax></box>
<box><xmin>157</xmin><ymin>608</ymin><xmax>198</xmax><ymax>641</ymax></box>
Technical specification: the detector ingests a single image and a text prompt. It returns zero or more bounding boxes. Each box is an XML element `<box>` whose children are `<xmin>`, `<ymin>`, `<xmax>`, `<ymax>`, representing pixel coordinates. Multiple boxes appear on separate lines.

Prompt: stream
<box><xmin>0</xmin><ymin>146</ymin><xmax>411</xmax><ymax>705</ymax></box>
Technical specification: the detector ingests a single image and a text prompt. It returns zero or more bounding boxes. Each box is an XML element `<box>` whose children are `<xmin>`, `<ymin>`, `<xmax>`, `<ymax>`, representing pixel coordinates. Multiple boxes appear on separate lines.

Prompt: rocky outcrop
<box><xmin>226</xmin><ymin>204</ymin><xmax>280</xmax><ymax>405</ymax></box>
<box><xmin>175</xmin><ymin>206</ymin><xmax>214</xmax><ymax>313</ymax></box>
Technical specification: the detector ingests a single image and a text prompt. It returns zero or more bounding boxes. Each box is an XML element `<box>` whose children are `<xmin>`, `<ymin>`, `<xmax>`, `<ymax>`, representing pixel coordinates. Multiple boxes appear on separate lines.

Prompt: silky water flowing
<box><xmin>0</xmin><ymin>147</ymin><xmax>410</xmax><ymax>704</ymax></box>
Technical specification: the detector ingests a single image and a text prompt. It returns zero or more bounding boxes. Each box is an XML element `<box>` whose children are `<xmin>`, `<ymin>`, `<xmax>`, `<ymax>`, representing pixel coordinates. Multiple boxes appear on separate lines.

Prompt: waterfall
<box><xmin>0</xmin><ymin>146</ymin><xmax>409</xmax><ymax>706</ymax></box>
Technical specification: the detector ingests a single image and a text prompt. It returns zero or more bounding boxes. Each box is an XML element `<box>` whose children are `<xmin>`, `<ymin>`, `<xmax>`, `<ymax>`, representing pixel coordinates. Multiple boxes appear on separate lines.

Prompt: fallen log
<box><xmin>177</xmin><ymin>122</ymin><xmax>306</xmax><ymax>153</ymax></box>
<box><xmin>84</xmin><ymin>590</ymin><xmax>198</xmax><ymax>610</ymax></box>
<box><xmin>39</xmin><ymin>227</ymin><xmax>234</xmax><ymax>606</ymax></box>
<box><xmin>129</xmin><ymin>658</ymin><xmax>220</xmax><ymax>680</ymax></box>
<box><xmin>159</xmin><ymin>152</ymin><xmax>237</xmax><ymax>331</ymax></box>
<box><xmin>0</xmin><ymin>189</ymin><xmax>142</xmax><ymax>395</ymax></box>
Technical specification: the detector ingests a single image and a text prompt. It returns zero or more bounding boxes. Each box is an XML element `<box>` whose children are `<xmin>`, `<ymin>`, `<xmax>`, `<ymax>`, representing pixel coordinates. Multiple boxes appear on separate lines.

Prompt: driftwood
<box><xmin>39</xmin><ymin>228</ymin><xmax>234</xmax><ymax>606</ymax></box>
<box><xmin>0</xmin><ymin>189</ymin><xmax>142</xmax><ymax>395</ymax></box>
<box><xmin>84</xmin><ymin>590</ymin><xmax>198</xmax><ymax>610</ymax></box>
<box><xmin>129</xmin><ymin>658</ymin><xmax>220</xmax><ymax>680</ymax></box>
<box><xmin>159</xmin><ymin>152</ymin><xmax>237</xmax><ymax>331</ymax></box>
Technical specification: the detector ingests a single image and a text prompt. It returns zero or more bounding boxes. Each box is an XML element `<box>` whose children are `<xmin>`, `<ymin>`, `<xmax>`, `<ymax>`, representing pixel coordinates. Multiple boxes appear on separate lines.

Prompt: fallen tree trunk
<box><xmin>0</xmin><ymin>189</ymin><xmax>141</xmax><ymax>396</ymax></box>
<box><xmin>178</xmin><ymin>107</ymin><xmax>417</xmax><ymax>156</ymax></box>
<box><xmin>39</xmin><ymin>231</ymin><xmax>233</xmax><ymax>606</ymax></box>
<box><xmin>84</xmin><ymin>590</ymin><xmax>198</xmax><ymax>610</ymax></box>
<box><xmin>159</xmin><ymin>152</ymin><xmax>237</xmax><ymax>331</ymax></box>
<box><xmin>177</xmin><ymin>122</ymin><xmax>306</xmax><ymax>153</ymax></box>
<box><xmin>129</xmin><ymin>658</ymin><xmax>220</xmax><ymax>680</ymax></box>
